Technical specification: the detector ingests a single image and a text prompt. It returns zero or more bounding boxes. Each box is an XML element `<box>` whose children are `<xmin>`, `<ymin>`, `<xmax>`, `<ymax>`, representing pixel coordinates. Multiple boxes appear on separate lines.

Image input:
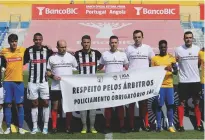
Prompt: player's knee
<box><xmin>42</xmin><ymin>99</ymin><xmax>49</xmax><ymax>107</ymax></box>
<box><xmin>156</xmin><ymin>106</ymin><xmax>162</xmax><ymax>111</ymax></box>
<box><xmin>193</xmin><ymin>99</ymin><xmax>200</xmax><ymax>105</ymax></box>
<box><xmin>32</xmin><ymin>100</ymin><xmax>39</xmax><ymax>108</ymax></box>
<box><xmin>140</xmin><ymin>102</ymin><xmax>147</xmax><ymax>108</ymax></box>
<box><xmin>4</xmin><ymin>103</ymin><xmax>12</xmax><ymax>108</ymax></box>
<box><xmin>0</xmin><ymin>105</ymin><xmax>3</xmax><ymax>110</ymax></box>
<box><xmin>180</xmin><ymin>101</ymin><xmax>185</xmax><ymax>106</ymax></box>
<box><xmin>167</xmin><ymin>104</ymin><xmax>174</xmax><ymax>110</ymax></box>
<box><xmin>52</xmin><ymin>108</ymin><xmax>58</xmax><ymax>112</ymax></box>
<box><xmin>17</xmin><ymin>103</ymin><xmax>23</xmax><ymax>107</ymax></box>
<box><xmin>52</xmin><ymin>103</ymin><xmax>58</xmax><ymax>110</ymax></box>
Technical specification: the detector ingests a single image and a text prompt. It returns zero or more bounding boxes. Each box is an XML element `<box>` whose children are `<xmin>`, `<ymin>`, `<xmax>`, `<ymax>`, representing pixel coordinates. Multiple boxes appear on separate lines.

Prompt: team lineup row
<box><xmin>0</xmin><ymin>30</ymin><xmax>203</xmax><ymax>135</ymax></box>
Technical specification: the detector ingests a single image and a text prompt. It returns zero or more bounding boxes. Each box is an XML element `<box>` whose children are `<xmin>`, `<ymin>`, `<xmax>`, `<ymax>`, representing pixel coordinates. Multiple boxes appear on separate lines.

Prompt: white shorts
<box><xmin>27</xmin><ymin>82</ymin><xmax>49</xmax><ymax>100</ymax></box>
<box><xmin>0</xmin><ymin>87</ymin><xmax>3</xmax><ymax>104</ymax></box>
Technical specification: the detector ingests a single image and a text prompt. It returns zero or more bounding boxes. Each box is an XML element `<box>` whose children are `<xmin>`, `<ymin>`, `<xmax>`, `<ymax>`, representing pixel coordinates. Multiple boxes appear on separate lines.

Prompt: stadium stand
<box><xmin>0</xmin><ymin>1</ymin><xmax>203</xmax><ymax>49</ymax></box>
<box><xmin>0</xmin><ymin>27</ymin><xmax>8</xmax><ymax>49</ymax></box>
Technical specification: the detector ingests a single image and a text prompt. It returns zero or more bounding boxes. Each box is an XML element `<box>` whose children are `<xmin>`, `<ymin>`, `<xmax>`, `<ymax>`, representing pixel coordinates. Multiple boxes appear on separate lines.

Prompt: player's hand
<box><xmin>53</xmin><ymin>76</ymin><xmax>61</xmax><ymax>81</ymax></box>
<box><xmin>164</xmin><ymin>66</ymin><xmax>172</xmax><ymax>72</ymax></box>
<box><xmin>46</xmin><ymin>71</ymin><xmax>51</xmax><ymax>76</ymax></box>
<box><xmin>175</xmin><ymin>56</ymin><xmax>179</xmax><ymax>62</ymax></box>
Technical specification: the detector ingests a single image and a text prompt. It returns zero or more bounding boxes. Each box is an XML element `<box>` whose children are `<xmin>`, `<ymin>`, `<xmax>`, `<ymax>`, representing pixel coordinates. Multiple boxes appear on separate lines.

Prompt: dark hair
<box><xmin>133</xmin><ymin>30</ymin><xmax>144</xmax><ymax>37</ymax></box>
<box><xmin>184</xmin><ymin>31</ymin><xmax>193</xmax><ymax>38</ymax></box>
<box><xmin>33</xmin><ymin>32</ymin><xmax>43</xmax><ymax>39</ymax></box>
<box><xmin>8</xmin><ymin>34</ymin><xmax>18</xmax><ymax>42</ymax></box>
<box><xmin>159</xmin><ymin>40</ymin><xmax>167</xmax><ymax>46</ymax></box>
<box><xmin>109</xmin><ymin>35</ymin><xmax>118</xmax><ymax>42</ymax></box>
<box><xmin>81</xmin><ymin>35</ymin><xmax>91</xmax><ymax>42</ymax></box>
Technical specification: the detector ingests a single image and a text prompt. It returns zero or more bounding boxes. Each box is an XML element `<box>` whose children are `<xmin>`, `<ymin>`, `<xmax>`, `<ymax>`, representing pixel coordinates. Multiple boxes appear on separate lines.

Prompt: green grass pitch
<box><xmin>0</xmin><ymin>71</ymin><xmax>202</xmax><ymax>139</ymax></box>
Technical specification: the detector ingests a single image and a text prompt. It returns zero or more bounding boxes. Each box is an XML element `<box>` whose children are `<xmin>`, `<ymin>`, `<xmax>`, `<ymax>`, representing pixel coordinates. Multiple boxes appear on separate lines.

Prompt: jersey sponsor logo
<box><xmin>53</xmin><ymin>63</ymin><xmax>73</xmax><ymax>68</ymax></box>
<box><xmin>129</xmin><ymin>54</ymin><xmax>148</xmax><ymax>60</ymax></box>
<box><xmin>80</xmin><ymin>62</ymin><xmax>96</xmax><ymax>67</ymax></box>
<box><xmin>32</xmin><ymin>59</ymin><xmax>47</xmax><ymax>64</ymax></box>
<box><xmin>105</xmin><ymin>60</ymin><xmax>124</xmax><ymax>64</ymax></box>
<box><xmin>7</xmin><ymin>57</ymin><xmax>22</xmax><ymax>62</ymax></box>
<box><xmin>180</xmin><ymin>55</ymin><xmax>198</xmax><ymax>60</ymax></box>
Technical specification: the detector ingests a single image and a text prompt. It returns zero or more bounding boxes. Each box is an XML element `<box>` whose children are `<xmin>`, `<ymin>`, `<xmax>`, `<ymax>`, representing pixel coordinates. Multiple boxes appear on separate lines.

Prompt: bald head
<box><xmin>57</xmin><ymin>40</ymin><xmax>67</xmax><ymax>55</ymax></box>
<box><xmin>57</xmin><ymin>40</ymin><xmax>67</xmax><ymax>47</ymax></box>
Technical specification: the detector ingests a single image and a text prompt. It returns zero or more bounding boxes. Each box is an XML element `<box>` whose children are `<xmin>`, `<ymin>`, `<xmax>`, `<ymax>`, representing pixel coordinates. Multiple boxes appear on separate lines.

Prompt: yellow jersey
<box><xmin>199</xmin><ymin>50</ymin><xmax>204</xmax><ymax>84</ymax></box>
<box><xmin>151</xmin><ymin>54</ymin><xmax>176</xmax><ymax>88</ymax></box>
<box><xmin>1</xmin><ymin>47</ymin><xmax>26</xmax><ymax>82</ymax></box>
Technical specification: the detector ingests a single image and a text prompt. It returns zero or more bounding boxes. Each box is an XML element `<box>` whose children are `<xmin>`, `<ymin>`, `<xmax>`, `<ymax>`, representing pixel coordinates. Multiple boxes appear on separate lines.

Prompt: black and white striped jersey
<box><xmin>75</xmin><ymin>49</ymin><xmax>101</xmax><ymax>74</ymax></box>
<box><xmin>24</xmin><ymin>45</ymin><xmax>53</xmax><ymax>83</ymax></box>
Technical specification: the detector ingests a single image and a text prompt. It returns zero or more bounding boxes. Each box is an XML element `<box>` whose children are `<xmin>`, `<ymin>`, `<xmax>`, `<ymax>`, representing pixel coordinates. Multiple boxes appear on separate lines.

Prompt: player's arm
<box><xmin>165</xmin><ymin>56</ymin><xmax>178</xmax><ymax>74</ymax></box>
<box><xmin>198</xmin><ymin>52</ymin><xmax>201</xmax><ymax>68</ymax></box>
<box><xmin>72</xmin><ymin>55</ymin><xmax>78</xmax><ymax>70</ymax></box>
<box><xmin>123</xmin><ymin>53</ymin><xmax>129</xmax><ymax>70</ymax></box>
<box><xmin>74</xmin><ymin>51</ymin><xmax>80</xmax><ymax>71</ymax></box>
<box><xmin>171</xmin><ymin>63</ymin><xmax>178</xmax><ymax>75</ymax></box>
<box><xmin>148</xmin><ymin>47</ymin><xmax>155</xmax><ymax>67</ymax></box>
<box><xmin>97</xmin><ymin>56</ymin><xmax>104</xmax><ymax>71</ymax></box>
<box><xmin>98</xmin><ymin>64</ymin><xmax>104</xmax><ymax>71</ymax></box>
<box><xmin>124</xmin><ymin>64</ymin><xmax>129</xmax><ymax>70</ymax></box>
<box><xmin>23</xmin><ymin>48</ymin><xmax>30</xmax><ymax>65</ymax></box>
<box><xmin>46</xmin><ymin>69</ymin><xmax>61</xmax><ymax>81</ymax></box>
<box><xmin>1</xmin><ymin>55</ymin><xmax>6</xmax><ymax>69</ymax></box>
<box><xmin>174</xmin><ymin>49</ymin><xmax>179</xmax><ymax>62</ymax></box>
<box><xmin>96</xmin><ymin>50</ymin><xmax>102</xmax><ymax>60</ymax></box>
<box><xmin>150</xmin><ymin>57</ymin><xmax>155</xmax><ymax>67</ymax></box>
<box><xmin>46</xmin><ymin>57</ymin><xmax>61</xmax><ymax>80</ymax></box>
<box><xmin>47</xmin><ymin>47</ymin><xmax>54</xmax><ymax>58</ymax></box>
<box><xmin>198</xmin><ymin>58</ymin><xmax>201</xmax><ymax>68</ymax></box>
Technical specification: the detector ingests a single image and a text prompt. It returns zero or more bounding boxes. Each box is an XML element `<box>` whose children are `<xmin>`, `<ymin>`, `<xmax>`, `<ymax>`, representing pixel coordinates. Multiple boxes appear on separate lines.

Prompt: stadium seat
<box><xmin>0</xmin><ymin>26</ymin><xmax>8</xmax><ymax>48</ymax></box>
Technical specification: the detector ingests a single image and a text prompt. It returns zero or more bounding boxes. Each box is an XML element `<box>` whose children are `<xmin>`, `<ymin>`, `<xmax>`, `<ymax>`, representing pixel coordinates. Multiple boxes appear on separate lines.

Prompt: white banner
<box><xmin>60</xmin><ymin>66</ymin><xmax>166</xmax><ymax>112</ymax></box>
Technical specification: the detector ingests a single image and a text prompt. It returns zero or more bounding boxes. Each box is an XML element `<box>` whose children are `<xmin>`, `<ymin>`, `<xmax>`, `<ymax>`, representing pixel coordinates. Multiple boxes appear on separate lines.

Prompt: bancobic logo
<box><xmin>134</xmin><ymin>7</ymin><xmax>176</xmax><ymax>15</ymax></box>
<box><xmin>36</xmin><ymin>7</ymin><xmax>78</xmax><ymax>15</ymax></box>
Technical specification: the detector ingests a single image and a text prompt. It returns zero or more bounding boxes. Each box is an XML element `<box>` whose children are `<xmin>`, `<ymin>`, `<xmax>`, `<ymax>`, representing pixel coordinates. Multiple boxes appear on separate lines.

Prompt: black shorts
<box><xmin>50</xmin><ymin>90</ymin><xmax>62</xmax><ymax>101</ymax></box>
<box><xmin>178</xmin><ymin>82</ymin><xmax>201</xmax><ymax>102</ymax></box>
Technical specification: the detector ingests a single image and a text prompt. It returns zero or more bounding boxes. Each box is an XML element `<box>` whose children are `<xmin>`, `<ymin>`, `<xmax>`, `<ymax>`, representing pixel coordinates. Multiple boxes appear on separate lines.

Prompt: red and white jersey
<box><xmin>125</xmin><ymin>44</ymin><xmax>155</xmax><ymax>70</ymax></box>
<box><xmin>47</xmin><ymin>52</ymin><xmax>78</xmax><ymax>90</ymax></box>
<box><xmin>174</xmin><ymin>44</ymin><xmax>200</xmax><ymax>83</ymax></box>
<box><xmin>99</xmin><ymin>50</ymin><xmax>128</xmax><ymax>73</ymax></box>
